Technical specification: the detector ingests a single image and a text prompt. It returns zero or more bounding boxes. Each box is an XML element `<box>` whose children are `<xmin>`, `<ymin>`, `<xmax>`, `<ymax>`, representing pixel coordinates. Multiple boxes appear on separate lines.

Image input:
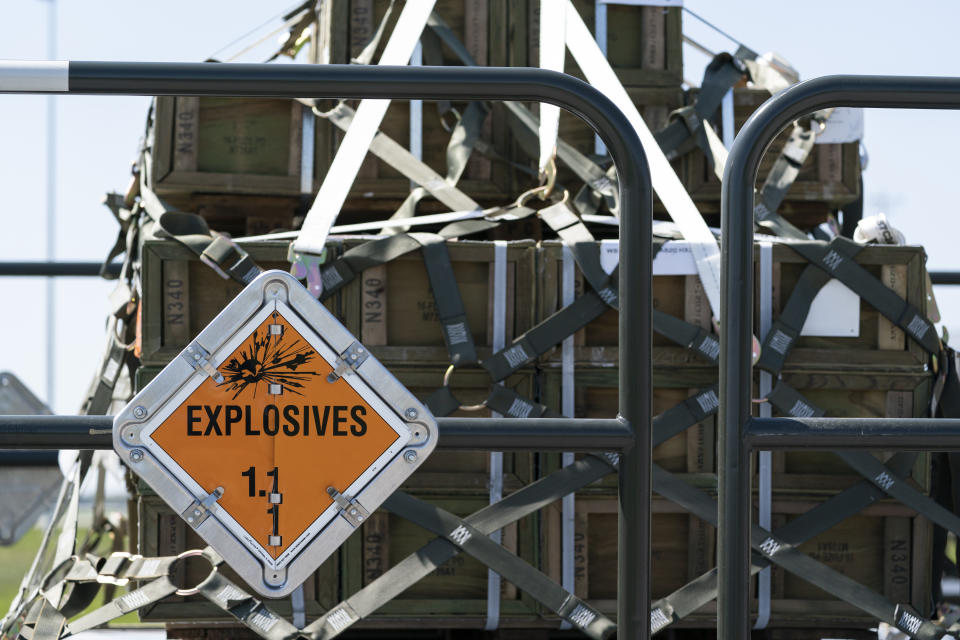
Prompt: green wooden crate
<box><xmin>539</xmin><ymin>365</ymin><xmax>932</xmax><ymax>496</ymax></box>
<box><xmin>340</xmin><ymin>493</ymin><xmax>544</xmax><ymax>629</ymax></box>
<box><xmin>684</xmin><ymin>88</ymin><xmax>861</xmax><ymax>214</ymax></box>
<box><xmin>317</xmin><ymin>0</ymin><xmax>523</xmax><ymax>205</ymax></box>
<box><xmin>339</xmin><ymin>238</ymin><xmax>537</xmax><ymax>367</ymax></box>
<box><xmin>138</xmin><ymin>238</ymin><xmax>344</xmax><ymax>366</ymax></box>
<box><xmin>150</xmin><ymin>96</ymin><xmax>308</xmax><ymax>196</ymax></box>
<box><xmin>540</xmin><ymin>493</ymin><xmax>931</xmax><ymax>630</ymax></box>
<box><xmin>528</xmin><ymin>1</ymin><xmax>683</xmax><ymax>87</ymax></box>
<box><xmin>537</xmin><ymin>241</ymin><xmax>933</xmax><ymax>372</ymax></box>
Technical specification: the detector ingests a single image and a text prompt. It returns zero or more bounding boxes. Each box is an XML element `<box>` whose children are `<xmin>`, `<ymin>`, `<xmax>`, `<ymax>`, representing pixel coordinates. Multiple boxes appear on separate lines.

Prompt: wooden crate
<box><xmin>315</xmin><ymin>0</ymin><xmax>522</xmax><ymax>206</ymax></box>
<box><xmin>340</xmin><ymin>493</ymin><xmax>543</xmax><ymax>628</ymax></box>
<box><xmin>341</xmin><ymin>239</ymin><xmax>537</xmax><ymax>366</ymax></box>
<box><xmin>150</xmin><ymin>96</ymin><xmax>310</xmax><ymax>196</ymax></box>
<box><xmin>542</xmin><ymin>494</ymin><xmax>932</xmax><ymax>630</ymax></box>
<box><xmin>135</xmin><ymin>495</ymin><xmax>338</xmax><ymax>622</ymax></box>
<box><xmin>528</xmin><ymin>1</ymin><xmax>683</xmax><ymax>87</ymax></box>
<box><xmin>389</xmin><ymin>366</ymin><xmax>537</xmax><ymax>494</ymax></box>
<box><xmin>684</xmin><ymin>88</ymin><xmax>861</xmax><ymax>212</ymax></box>
<box><xmin>138</xmin><ymin>238</ymin><xmax>344</xmax><ymax>366</ymax></box>
<box><xmin>160</xmin><ymin>193</ymin><xmax>302</xmax><ymax>238</ymax></box>
<box><xmin>770</xmin><ymin>368</ymin><xmax>932</xmax><ymax>494</ymax></box>
<box><xmin>538</xmin><ymin>240</ymin><xmax>719</xmax><ymax>369</ymax></box>
<box><xmin>538</xmin><ymin>366</ymin><xmax>932</xmax><ymax>494</ymax></box>
<box><xmin>553</xmin><ymin>87</ymin><xmax>684</xmax><ymax>206</ymax></box>
<box><xmin>538</xmin><ymin>241</ymin><xmax>933</xmax><ymax>371</ymax></box>
<box><xmin>543</xmin><ymin>496</ymin><xmax>714</xmax><ymax>622</ymax></box>
<box><xmin>540</xmin><ymin>368</ymin><xmax>716</xmax><ymax>490</ymax></box>
<box><xmin>762</xmin><ymin>497</ymin><xmax>932</xmax><ymax>630</ymax></box>
<box><xmin>764</xmin><ymin>243</ymin><xmax>932</xmax><ymax>371</ymax></box>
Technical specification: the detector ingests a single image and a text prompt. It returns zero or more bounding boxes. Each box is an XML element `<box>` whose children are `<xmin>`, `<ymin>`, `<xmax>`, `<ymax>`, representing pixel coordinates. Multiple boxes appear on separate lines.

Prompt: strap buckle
<box><xmin>200</xmin><ymin>234</ymin><xmax>260</xmax><ymax>284</ymax></box>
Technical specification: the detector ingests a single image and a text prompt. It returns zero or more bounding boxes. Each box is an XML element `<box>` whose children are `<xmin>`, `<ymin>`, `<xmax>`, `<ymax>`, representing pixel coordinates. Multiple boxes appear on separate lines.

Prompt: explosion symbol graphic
<box><xmin>218</xmin><ymin>313</ymin><xmax>321</xmax><ymax>399</ymax></box>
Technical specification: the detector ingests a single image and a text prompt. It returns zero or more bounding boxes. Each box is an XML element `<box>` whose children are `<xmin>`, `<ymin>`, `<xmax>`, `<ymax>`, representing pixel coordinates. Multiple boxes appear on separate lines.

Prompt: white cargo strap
<box><xmin>562</xmin><ymin>2</ymin><xmax>723</xmax><ymax>320</ymax></box>
<box><xmin>485</xmin><ymin>240</ymin><xmax>508</xmax><ymax>631</ymax></box>
<box><xmin>291</xmin><ymin>0</ymin><xmax>436</xmax><ymax>261</ymax></box>
<box><xmin>560</xmin><ymin>245</ymin><xmax>576</xmax><ymax>631</ymax></box>
<box><xmin>538</xmin><ymin>0</ymin><xmax>566</xmax><ymax>174</ymax></box>
<box><xmin>754</xmin><ymin>240</ymin><xmax>773</xmax><ymax>630</ymax></box>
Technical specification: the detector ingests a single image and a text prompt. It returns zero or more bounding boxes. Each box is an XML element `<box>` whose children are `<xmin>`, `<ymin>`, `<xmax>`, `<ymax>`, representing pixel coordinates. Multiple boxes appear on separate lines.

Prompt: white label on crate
<box><xmin>816</xmin><ymin>107</ymin><xmax>864</xmax><ymax>144</ymax></box>
<box><xmin>800</xmin><ymin>279</ymin><xmax>860</xmax><ymax>337</ymax></box>
<box><xmin>601</xmin><ymin>240</ymin><xmax>860</xmax><ymax>337</ymax></box>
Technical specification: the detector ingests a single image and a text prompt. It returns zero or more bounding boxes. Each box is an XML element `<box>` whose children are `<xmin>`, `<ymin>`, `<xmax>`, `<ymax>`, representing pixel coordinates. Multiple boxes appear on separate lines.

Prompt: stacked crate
<box><xmin>127</xmin><ymin>1</ymin><xmax>919</xmax><ymax>636</ymax></box>
<box><xmin>683</xmin><ymin>87</ymin><xmax>861</xmax><ymax>230</ymax></box>
<box><xmin>535</xmin><ymin>239</ymin><xmax>935</xmax><ymax>630</ymax></box>
<box><xmin>335</xmin><ymin>237</ymin><xmax>545</xmax><ymax>627</ymax></box>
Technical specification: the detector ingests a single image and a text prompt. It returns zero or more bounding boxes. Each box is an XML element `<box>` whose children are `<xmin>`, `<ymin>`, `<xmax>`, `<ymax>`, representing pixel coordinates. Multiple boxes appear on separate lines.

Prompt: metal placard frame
<box><xmin>114</xmin><ymin>269</ymin><xmax>437</xmax><ymax>597</ymax></box>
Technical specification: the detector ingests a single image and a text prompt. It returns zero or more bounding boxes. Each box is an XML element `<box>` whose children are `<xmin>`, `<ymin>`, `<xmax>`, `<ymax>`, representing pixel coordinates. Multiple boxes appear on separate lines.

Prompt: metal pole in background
<box><xmin>719</xmin><ymin>75</ymin><xmax>960</xmax><ymax>640</ymax></box>
<box><xmin>42</xmin><ymin>0</ymin><xmax>57</xmax><ymax>411</ymax></box>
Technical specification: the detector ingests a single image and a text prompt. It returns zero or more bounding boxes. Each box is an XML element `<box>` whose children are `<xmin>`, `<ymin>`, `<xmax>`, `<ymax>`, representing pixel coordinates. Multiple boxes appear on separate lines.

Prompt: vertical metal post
<box><xmin>719</xmin><ymin>75</ymin><xmax>960</xmax><ymax>640</ymax></box>
<box><xmin>42</xmin><ymin>0</ymin><xmax>57</xmax><ymax>410</ymax></box>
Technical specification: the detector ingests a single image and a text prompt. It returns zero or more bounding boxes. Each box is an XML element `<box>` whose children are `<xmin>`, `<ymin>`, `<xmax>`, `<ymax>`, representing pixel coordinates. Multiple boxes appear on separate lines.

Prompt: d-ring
<box><xmin>442</xmin><ymin>365</ymin><xmax>488</xmax><ymax>412</ymax></box>
<box><xmin>172</xmin><ymin>549</ymin><xmax>216</xmax><ymax>596</ymax></box>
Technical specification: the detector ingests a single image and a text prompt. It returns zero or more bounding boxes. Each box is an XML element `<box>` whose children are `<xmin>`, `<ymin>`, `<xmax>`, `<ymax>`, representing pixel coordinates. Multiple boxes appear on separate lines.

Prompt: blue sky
<box><xmin>0</xmin><ymin>0</ymin><xmax>958</xmax><ymax>413</ymax></box>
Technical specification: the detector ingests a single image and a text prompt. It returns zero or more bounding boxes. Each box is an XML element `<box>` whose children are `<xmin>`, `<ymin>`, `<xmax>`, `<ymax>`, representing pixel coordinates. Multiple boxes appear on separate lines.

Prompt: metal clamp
<box><xmin>181</xmin><ymin>487</ymin><xmax>224</xmax><ymax>529</ymax></box>
<box><xmin>327</xmin><ymin>341</ymin><xmax>369</xmax><ymax>382</ymax></box>
<box><xmin>327</xmin><ymin>486</ymin><xmax>369</xmax><ymax>528</ymax></box>
<box><xmin>181</xmin><ymin>343</ymin><xmax>224</xmax><ymax>384</ymax></box>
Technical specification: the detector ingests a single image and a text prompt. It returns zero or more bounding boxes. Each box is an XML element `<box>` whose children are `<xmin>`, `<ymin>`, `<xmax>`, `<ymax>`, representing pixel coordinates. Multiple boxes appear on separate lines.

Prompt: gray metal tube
<box><xmin>746</xmin><ymin>417</ymin><xmax>960</xmax><ymax>450</ymax></box>
<box><xmin>0</xmin><ymin>415</ymin><xmax>634</xmax><ymax>451</ymax></box>
<box><xmin>0</xmin><ymin>261</ymin><xmax>120</xmax><ymax>277</ymax></box>
<box><xmin>4</xmin><ymin>61</ymin><xmax>652</xmax><ymax>637</ymax></box>
<box><xmin>720</xmin><ymin>75</ymin><xmax>960</xmax><ymax>638</ymax></box>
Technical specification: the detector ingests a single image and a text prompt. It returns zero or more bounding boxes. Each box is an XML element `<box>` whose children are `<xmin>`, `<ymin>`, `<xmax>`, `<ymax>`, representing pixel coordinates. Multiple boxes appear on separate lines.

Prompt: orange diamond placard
<box><xmin>116</xmin><ymin>271</ymin><xmax>436</xmax><ymax>598</ymax></box>
<box><xmin>151</xmin><ymin>310</ymin><xmax>400</xmax><ymax>562</ymax></box>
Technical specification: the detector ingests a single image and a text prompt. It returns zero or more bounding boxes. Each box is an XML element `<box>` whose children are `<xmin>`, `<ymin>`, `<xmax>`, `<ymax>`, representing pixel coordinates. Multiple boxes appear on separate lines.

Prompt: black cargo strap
<box><xmin>195</xmin><ymin>567</ymin><xmax>300</xmax><ymax>640</ymax></box>
<box><xmin>753</xmin><ymin>113</ymin><xmax>832</xmax><ymax>240</ymax></box>
<box><xmin>654</xmin><ymin>387</ymin><xmax>719</xmax><ymax>443</ymax></box>
<box><xmin>420</xmin><ymin>237</ymin><xmax>479</xmax><ymax>365</ymax></box>
<box><xmin>383</xmin><ymin>492</ymin><xmax>615</xmax><ymax>639</ymax></box>
<box><xmin>651</xmin><ymin>453</ymin><xmax>921</xmax><ymax>634</ymax></box>
<box><xmin>300</xmin><ymin>394</ymin><xmax>720</xmax><ymax>638</ymax></box>
<box><xmin>765</xmin><ymin>379</ymin><xmax>826</xmax><ymax>418</ymax></box>
<box><xmin>539</xmin><ymin>202</ymin><xmax>619</xmax><ymax>306</ymax></box>
<box><xmin>757</xmin><ymin>238</ymin><xmax>864</xmax><ymax>375</ymax></box>
<box><xmin>317</xmin><ymin>209</ymin><xmax>534</xmax><ymax>300</ymax></box>
<box><xmin>482</xmin><ymin>289</ymin><xmax>609</xmax><ymax>381</ymax></box>
<box><xmin>99</xmin><ymin>192</ymin><xmax>133</xmax><ymax>280</ymax></box>
<box><xmin>654</xmin><ymin>51</ymin><xmax>747</xmax><ymax>161</ymax></box>
<box><xmin>300</xmin><ymin>455</ymin><xmax>618</xmax><ymax>639</ymax></box>
<box><xmin>788</xmin><ymin>237</ymin><xmax>940</xmax><ymax>353</ymax></box>
<box><xmin>59</xmin><ymin>556</ymin><xmax>181</xmax><ymax>637</ymax></box>
<box><xmin>651</xmin><ymin>464</ymin><xmax>948</xmax><ymax>639</ymax></box>
<box><xmin>757</xmin><ymin>235</ymin><xmax>938</xmax><ymax>418</ymax></box>
<box><xmin>137</xmin><ymin>168</ymin><xmax>260</xmax><ymax>286</ymax></box>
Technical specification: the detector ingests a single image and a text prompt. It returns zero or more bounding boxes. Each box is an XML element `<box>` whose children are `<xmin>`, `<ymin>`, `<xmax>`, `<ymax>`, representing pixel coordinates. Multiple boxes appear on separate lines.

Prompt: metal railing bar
<box><xmin>719</xmin><ymin>74</ymin><xmax>960</xmax><ymax>639</ymax></box>
<box><xmin>0</xmin><ymin>262</ymin><xmax>120</xmax><ymax>277</ymax></box>
<box><xmin>0</xmin><ymin>415</ymin><xmax>634</xmax><ymax>452</ymax></box>
<box><xmin>745</xmin><ymin>417</ymin><xmax>960</xmax><ymax>450</ymax></box>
